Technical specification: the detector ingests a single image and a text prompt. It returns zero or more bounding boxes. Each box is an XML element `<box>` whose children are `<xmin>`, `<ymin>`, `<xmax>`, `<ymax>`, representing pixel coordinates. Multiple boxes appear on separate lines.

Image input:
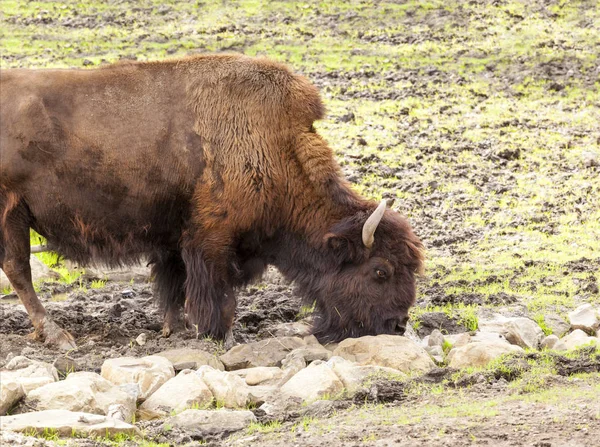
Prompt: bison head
<box><xmin>297</xmin><ymin>200</ymin><xmax>424</xmax><ymax>343</ymax></box>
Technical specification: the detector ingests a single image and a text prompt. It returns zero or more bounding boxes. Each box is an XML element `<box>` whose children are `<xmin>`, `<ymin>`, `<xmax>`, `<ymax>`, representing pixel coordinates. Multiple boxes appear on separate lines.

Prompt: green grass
<box><xmin>247</xmin><ymin>420</ymin><xmax>282</xmax><ymax>435</ymax></box>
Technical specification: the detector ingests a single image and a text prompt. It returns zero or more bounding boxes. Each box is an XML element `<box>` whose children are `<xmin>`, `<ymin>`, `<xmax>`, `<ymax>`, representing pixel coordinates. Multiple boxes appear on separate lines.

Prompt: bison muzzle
<box><xmin>0</xmin><ymin>54</ymin><xmax>424</xmax><ymax>350</ymax></box>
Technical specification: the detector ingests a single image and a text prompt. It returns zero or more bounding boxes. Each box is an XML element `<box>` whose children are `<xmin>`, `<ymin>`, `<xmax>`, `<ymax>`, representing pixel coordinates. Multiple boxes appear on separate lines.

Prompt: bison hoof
<box><xmin>223</xmin><ymin>329</ymin><xmax>236</xmax><ymax>350</ymax></box>
<box><xmin>40</xmin><ymin>317</ymin><xmax>77</xmax><ymax>351</ymax></box>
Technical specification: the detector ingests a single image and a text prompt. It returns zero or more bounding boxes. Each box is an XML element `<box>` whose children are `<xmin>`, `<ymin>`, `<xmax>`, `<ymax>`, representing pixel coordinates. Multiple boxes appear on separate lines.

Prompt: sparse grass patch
<box><xmin>247</xmin><ymin>420</ymin><xmax>282</xmax><ymax>434</ymax></box>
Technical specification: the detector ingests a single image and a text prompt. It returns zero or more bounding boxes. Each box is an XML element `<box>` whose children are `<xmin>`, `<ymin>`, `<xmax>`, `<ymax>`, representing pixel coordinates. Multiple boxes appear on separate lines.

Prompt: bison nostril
<box><xmin>394</xmin><ymin>323</ymin><xmax>406</xmax><ymax>335</ymax></box>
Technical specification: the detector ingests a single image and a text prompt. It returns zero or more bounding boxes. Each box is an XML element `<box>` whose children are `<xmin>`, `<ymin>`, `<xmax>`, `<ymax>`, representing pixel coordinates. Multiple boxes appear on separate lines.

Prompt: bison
<box><xmin>0</xmin><ymin>54</ymin><xmax>423</xmax><ymax>350</ymax></box>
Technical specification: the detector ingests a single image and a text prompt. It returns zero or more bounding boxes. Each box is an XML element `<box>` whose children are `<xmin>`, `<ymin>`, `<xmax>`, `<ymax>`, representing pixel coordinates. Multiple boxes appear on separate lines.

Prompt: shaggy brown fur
<box><xmin>0</xmin><ymin>54</ymin><xmax>423</xmax><ymax>347</ymax></box>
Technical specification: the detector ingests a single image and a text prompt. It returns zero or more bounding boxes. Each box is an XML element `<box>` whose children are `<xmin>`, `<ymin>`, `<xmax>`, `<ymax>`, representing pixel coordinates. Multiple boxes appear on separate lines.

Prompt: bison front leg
<box><xmin>181</xmin><ymin>247</ymin><xmax>236</xmax><ymax>344</ymax></box>
<box><xmin>150</xmin><ymin>251</ymin><xmax>186</xmax><ymax>337</ymax></box>
<box><xmin>1</xmin><ymin>204</ymin><xmax>76</xmax><ymax>351</ymax></box>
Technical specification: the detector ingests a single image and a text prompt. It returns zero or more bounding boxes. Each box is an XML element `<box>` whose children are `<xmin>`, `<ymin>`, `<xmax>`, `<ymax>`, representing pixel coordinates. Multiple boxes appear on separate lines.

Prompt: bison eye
<box><xmin>375</xmin><ymin>269</ymin><xmax>387</xmax><ymax>279</ymax></box>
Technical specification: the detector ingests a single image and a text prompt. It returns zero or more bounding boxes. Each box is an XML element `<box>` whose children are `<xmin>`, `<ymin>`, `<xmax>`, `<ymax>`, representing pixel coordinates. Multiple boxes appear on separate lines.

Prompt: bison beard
<box><xmin>0</xmin><ymin>54</ymin><xmax>424</xmax><ymax>349</ymax></box>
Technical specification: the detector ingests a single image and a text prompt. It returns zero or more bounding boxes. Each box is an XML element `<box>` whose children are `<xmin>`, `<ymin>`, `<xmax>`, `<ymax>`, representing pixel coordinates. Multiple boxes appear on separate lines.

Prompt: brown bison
<box><xmin>0</xmin><ymin>54</ymin><xmax>423</xmax><ymax>350</ymax></box>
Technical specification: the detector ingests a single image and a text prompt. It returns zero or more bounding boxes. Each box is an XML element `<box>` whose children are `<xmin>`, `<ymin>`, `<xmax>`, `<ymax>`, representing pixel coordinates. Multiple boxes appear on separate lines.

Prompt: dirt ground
<box><xmin>1</xmin><ymin>0</ymin><xmax>599</xmax><ymax>446</ymax></box>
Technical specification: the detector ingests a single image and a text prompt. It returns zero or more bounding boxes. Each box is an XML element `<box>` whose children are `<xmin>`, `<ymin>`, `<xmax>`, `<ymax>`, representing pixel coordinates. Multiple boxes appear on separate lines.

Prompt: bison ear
<box><xmin>323</xmin><ymin>233</ymin><xmax>359</xmax><ymax>263</ymax></box>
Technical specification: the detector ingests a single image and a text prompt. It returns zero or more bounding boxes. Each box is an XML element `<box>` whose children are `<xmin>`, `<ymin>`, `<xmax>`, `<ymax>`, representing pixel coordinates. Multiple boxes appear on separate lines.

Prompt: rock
<box><xmin>154</xmin><ymin>348</ymin><xmax>224</xmax><ymax>371</ymax></box>
<box><xmin>544</xmin><ymin>314</ymin><xmax>570</xmax><ymax>338</ymax></box>
<box><xmin>135</xmin><ymin>333</ymin><xmax>148</xmax><ymax>346</ymax></box>
<box><xmin>0</xmin><ymin>256</ymin><xmax>59</xmax><ymax>289</ymax></box>
<box><xmin>167</xmin><ymin>409</ymin><xmax>256</xmax><ymax>436</ymax></box>
<box><xmin>561</xmin><ymin>329</ymin><xmax>598</xmax><ymax>350</ymax></box>
<box><xmin>479</xmin><ymin>315</ymin><xmax>544</xmax><ymax>349</ymax></box>
<box><xmin>195</xmin><ymin>366</ymin><xmax>251</xmax><ymax>409</ymax></box>
<box><xmin>541</xmin><ymin>334</ymin><xmax>560</xmax><ymax>350</ymax></box>
<box><xmin>138</xmin><ymin>369</ymin><xmax>213</xmax><ymax>419</ymax></box>
<box><xmin>426</xmin><ymin>345</ymin><xmax>444</xmax><ymax>364</ymax></box>
<box><xmin>333</xmin><ymin>335</ymin><xmax>435</xmax><ymax>374</ymax></box>
<box><xmin>0</xmin><ymin>410</ymin><xmax>140</xmax><ymax>437</ymax></box>
<box><xmin>1</xmin><ymin>356</ymin><xmax>58</xmax><ymax>395</ymax></box>
<box><xmin>106</xmin><ymin>404</ymin><xmax>129</xmax><ymax>422</ymax></box>
<box><xmin>281</xmin><ymin>361</ymin><xmax>344</xmax><ymax>402</ymax></box>
<box><xmin>26</xmin><ymin>372</ymin><xmax>136</xmax><ymax>422</ymax></box>
<box><xmin>427</xmin><ymin>329</ymin><xmax>445</xmax><ymax>348</ymax></box>
<box><xmin>270</xmin><ymin>322</ymin><xmax>312</xmax><ymax>337</ymax></box>
<box><xmin>284</xmin><ymin>345</ymin><xmax>332</xmax><ymax>364</ymax></box>
<box><xmin>470</xmin><ymin>331</ymin><xmax>510</xmax><ymax>344</ymax></box>
<box><xmin>0</xmin><ymin>379</ymin><xmax>24</xmax><ymax>416</ymax></box>
<box><xmin>568</xmin><ymin>304</ymin><xmax>599</xmax><ymax>335</ymax></box>
<box><xmin>327</xmin><ymin>356</ymin><xmax>403</xmax><ymax>395</ymax></box>
<box><xmin>258</xmin><ymin>395</ymin><xmax>303</xmax><ymax>420</ymax></box>
<box><xmin>445</xmin><ymin>332</ymin><xmax>471</xmax><ymax>348</ymax></box>
<box><xmin>52</xmin><ymin>356</ymin><xmax>78</xmax><ymax>376</ymax></box>
<box><xmin>247</xmin><ymin>385</ymin><xmax>278</xmax><ymax>406</ymax></box>
<box><xmin>231</xmin><ymin>367</ymin><xmax>284</xmax><ymax>386</ymax></box>
<box><xmin>220</xmin><ymin>337</ymin><xmax>306</xmax><ymax>370</ymax></box>
<box><xmin>101</xmin><ymin>355</ymin><xmax>175</xmax><ymax>400</ymax></box>
<box><xmin>448</xmin><ymin>341</ymin><xmax>523</xmax><ymax>368</ymax></box>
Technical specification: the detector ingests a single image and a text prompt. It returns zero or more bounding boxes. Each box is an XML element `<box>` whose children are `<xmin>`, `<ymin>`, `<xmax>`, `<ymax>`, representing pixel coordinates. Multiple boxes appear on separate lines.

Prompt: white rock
<box><xmin>540</xmin><ymin>334</ymin><xmax>560</xmax><ymax>350</ymax></box>
<box><xmin>561</xmin><ymin>329</ymin><xmax>598</xmax><ymax>350</ymax></box>
<box><xmin>327</xmin><ymin>356</ymin><xmax>403</xmax><ymax>395</ymax></box>
<box><xmin>445</xmin><ymin>332</ymin><xmax>471</xmax><ymax>348</ymax></box>
<box><xmin>0</xmin><ymin>409</ymin><xmax>140</xmax><ymax>437</ymax></box>
<box><xmin>231</xmin><ymin>367</ymin><xmax>284</xmax><ymax>386</ymax></box>
<box><xmin>0</xmin><ymin>379</ymin><xmax>24</xmax><ymax>416</ymax></box>
<box><xmin>247</xmin><ymin>385</ymin><xmax>278</xmax><ymax>406</ymax></box>
<box><xmin>195</xmin><ymin>366</ymin><xmax>251</xmax><ymax>409</ymax></box>
<box><xmin>101</xmin><ymin>355</ymin><xmax>174</xmax><ymax>400</ymax></box>
<box><xmin>448</xmin><ymin>341</ymin><xmax>523</xmax><ymax>368</ymax></box>
<box><xmin>154</xmin><ymin>348</ymin><xmax>224</xmax><ymax>371</ymax></box>
<box><xmin>167</xmin><ymin>409</ymin><xmax>256</xmax><ymax>435</ymax></box>
<box><xmin>470</xmin><ymin>332</ymin><xmax>510</xmax><ymax>344</ymax></box>
<box><xmin>332</xmin><ymin>335</ymin><xmax>435</xmax><ymax>374</ymax></box>
<box><xmin>0</xmin><ymin>356</ymin><xmax>58</xmax><ymax>395</ymax></box>
<box><xmin>135</xmin><ymin>333</ymin><xmax>147</xmax><ymax>346</ymax></box>
<box><xmin>568</xmin><ymin>304</ymin><xmax>599</xmax><ymax>334</ymax></box>
<box><xmin>138</xmin><ymin>369</ymin><xmax>213</xmax><ymax>419</ymax></box>
<box><xmin>281</xmin><ymin>361</ymin><xmax>344</xmax><ymax>402</ymax></box>
<box><xmin>270</xmin><ymin>322</ymin><xmax>312</xmax><ymax>337</ymax></box>
<box><xmin>26</xmin><ymin>372</ymin><xmax>136</xmax><ymax>422</ymax></box>
<box><xmin>479</xmin><ymin>315</ymin><xmax>543</xmax><ymax>349</ymax></box>
<box><xmin>220</xmin><ymin>337</ymin><xmax>306</xmax><ymax>370</ymax></box>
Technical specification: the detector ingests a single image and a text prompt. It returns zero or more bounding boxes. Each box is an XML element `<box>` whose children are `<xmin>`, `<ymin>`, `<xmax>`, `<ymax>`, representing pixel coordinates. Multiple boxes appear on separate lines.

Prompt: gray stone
<box><xmin>280</xmin><ymin>362</ymin><xmax>344</xmax><ymax>402</ymax></box>
<box><xmin>167</xmin><ymin>409</ymin><xmax>256</xmax><ymax>436</ymax></box>
<box><xmin>101</xmin><ymin>355</ymin><xmax>174</xmax><ymax>400</ymax></box>
<box><xmin>0</xmin><ymin>378</ymin><xmax>24</xmax><ymax>416</ymax></box>
<box><xmin>544</xmin><ymin>314</ymin><xmax>570</xmax><ymax>338</ymax></box>
<box><xmin>541</xmin><ymin>334</ymin><xmax>560</xmax><ymax>350</ymax></box>
<box><xmin>333</xmin><ymin>335</ymin><xmax>435</xmax><ymax>374</ymax></box>
<box><xmin>220</xmin><ymin>337</ymin><xmax>306</xmax><ymax>370</ymax></box>
<box><xmin>26</xmin><ymin>372</ymin><xmax>136</xmax><ymax>422</ymax></box>
<box><xmin>154</xmin><ymin>348</ymin><xmax>224</xmax><ymax>371</ymax></box>
<box><xmin>561</xmin><ymin>329</ymin><xmax>598</xmax><ymax>350</ymax></box>
<box><xmin>270</xmin><ymin>321</ymin><xmax>312</xmax><ymax>338</ymax></box>
<box><xmin>0</xmin><ymin>410</ymin><xmax>140</xmax><ymax>437</ymax></box>
<box><xmin>0</xmin><ymin>356</ymin><xmax>58</xmax><ymax>396</ymax></box>
<box><xmin>448</xmin><ymin>341</ymin><xmax>523</xmax><ymax>368</ymax></box>
<box><xmin>52</xmin><ymin>356</ymin><xmax>78</xmax><ymax>376</ymax></box>
<box><xmin>327</xmin><ymin>356</ymin><xmax>403</xmax><ymax>395</ymax></box>
<box><xmin>479</xmin><ymin>315</ymin><xmax>544</xmax><ymax>349</ymax></box>
<box><xmin>470</xmin><ymin>331</ymin><xmax>510</xmax><ymax>344</ymax></box>
<box><xmin>231</xmin><ymin>366</ymin><xmax>284</xmax><ymax>386</ymax></box>
<box><xmin>428</xmin><ymin>329</ymin><xmax>445</xmax><ymax>348</ymax></box>
<box><xmin>426</xmin><ymin>345</ymin><xmax>444</xmax><ymax>364</ymax></box>
<box><xmin>445</xmin><ymin>332</ymin><xmax>471</xmax><ymax>348</ymax></box>
<box><xmin>568</xmin><ymin>304</ymin><xmax>599</xmax><ymax>335</ymax></box>
<box><xmin>138</xmin><ymin>369</ymin><xmax>213</xmax><ymax>419</ymax></box>
<box><xmin>195</xmin><ymin>366</ymin><xmax>251</xmax><ymax>409</ymax></box>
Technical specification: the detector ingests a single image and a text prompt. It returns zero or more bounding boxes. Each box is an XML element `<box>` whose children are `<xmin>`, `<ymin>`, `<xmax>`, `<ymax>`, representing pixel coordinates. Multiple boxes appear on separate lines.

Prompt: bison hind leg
<box><xmin>150</xmin><ymin>251</ymin><xmax>186</xmax><ymax>337</ymax></box>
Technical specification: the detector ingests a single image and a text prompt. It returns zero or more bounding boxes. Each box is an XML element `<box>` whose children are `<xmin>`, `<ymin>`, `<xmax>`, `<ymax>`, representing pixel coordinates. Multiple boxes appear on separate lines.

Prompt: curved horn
<box><xmin>362</xmin><ymin>199</ymin><xmax>388</xmax><ymax>248</ymax></box>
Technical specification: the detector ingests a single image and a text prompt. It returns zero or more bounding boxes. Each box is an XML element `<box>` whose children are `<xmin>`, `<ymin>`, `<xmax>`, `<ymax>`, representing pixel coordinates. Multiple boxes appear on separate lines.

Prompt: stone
<box><xmin>561</xmin><ymin>329</ymin><xmax>598</xmax><ymax>350</ymax></box>
<box><xmin>479</xmin><ymin>315</ymin><xmax>544</xmax><ymax>349</ymax></box>
<box><xmin>0</xmin><ymin>356</ymin><xmax>58</xmax><ymax>395</ymax></box>
<box><xmin>270</xmin><ymin>321</ymin><xmax>312</xmax><ymax>338</ymax></box>
<box><xmin>428</xmin><ymin>329</ymin><xmax>445</xmax><ymax>348</ymax></box>
<box><xmin>568</xmin><ymin>304</ymin><xmax>599</xmax><ymax>335</ymax></box>
<box><xmin>0</xmin><ymin>256</ymin><xmax>59</xmax><ymax>290</ymax></box>
<box><xmin>138</xmin><ymin>369</ymin><xmax>213</xmax><ymax>419</ymax></box>
<box><xmin>135</xmin><ymin>333</ymin><xmax>148</xmax><ymax>346</ymax></box>
<box><xmin>445</xmin><ymin>332</ymin><xmax>471</xmax><ymax>348</ymax></box>
<box><xmin>167</xmin><ymin>409</ymin><xmax>256</xmax><ymax>436</ymax></box>
<box><xmin>327</xmin><ymin>356</ymin><xmax>403</xmax><ymax>395</ymax></box>
<box><xmin>284</xmin><ymin>345</ymin><xmax>332</xmax><ymax>364</ymax></box>
<box><xmin>448</xmin><ymin>341</ymin><xmax>523</xmax><ymax>368</ymax></box>
<box><xmin>26</xmin><ymin>372</ymin><xmax>136</xmax><ymax>422</ymax></box>
<box><xmin>247</xmin><ymin>385</ymin><xmax>278</xmax><ymax>406</ymax></box>
<box><xmin>195</xmin><ymin>366</ymin><xmax>251</xmax><ymax>409</ymax></box>
<box><xmin>0</xmin><ymin>410</ymin><xmax>140</xmax><ymax>437</ymax></box>
<box><xmin>52</xmin><ymin>356</ymin><xmax>78</xmax><ymax>376</ymax></box>
<box><xmin>231</xmin><ymin>367</ymin><xmax>284</xmax><ymax>386</ymax></box>
<box><xmin>0</xmin><ymin>379</ymin><xmax>24</xmax><ymax>416</ymax></box>
<box><xmin>281</xmin><ymin>361</ymin><xmax>344</xmax><ymax>402</ymax></box>
<box><xmin>470</xmin><ymin>331</ymin><xmax>510</xmax><ymax>344</ymax></box>
<box><xmin>333</xmin><ymin>335</ymin><xmax>435</xmax><ymax>374</ymax></box>
<box><xmin>426</xmin><ymin>345</ymin><xmax>444</xmax><ymax>364</ymax></box>
<box><xmin>101</xmin><ymin>355</ymin><xmax>175</xmax><ymax>400</ymax></box>
<box><xmin>220</xmin><ymin>337</ymin><xmax>306</xmax><ymax>370</ymax></box>
<box><xmin>541</xmin><ymin>334</ymin><xmax>560</xmax><ymax>350</ymax></box>
<box><xmin>544</xmin><ymin>314</ymin><xmax>571</xmax><ymax>338</ymax></box>
<box><xmin>154</xmin><ymin>348</ymin><xmax>224</xmax><ymax>371</ymax></box>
